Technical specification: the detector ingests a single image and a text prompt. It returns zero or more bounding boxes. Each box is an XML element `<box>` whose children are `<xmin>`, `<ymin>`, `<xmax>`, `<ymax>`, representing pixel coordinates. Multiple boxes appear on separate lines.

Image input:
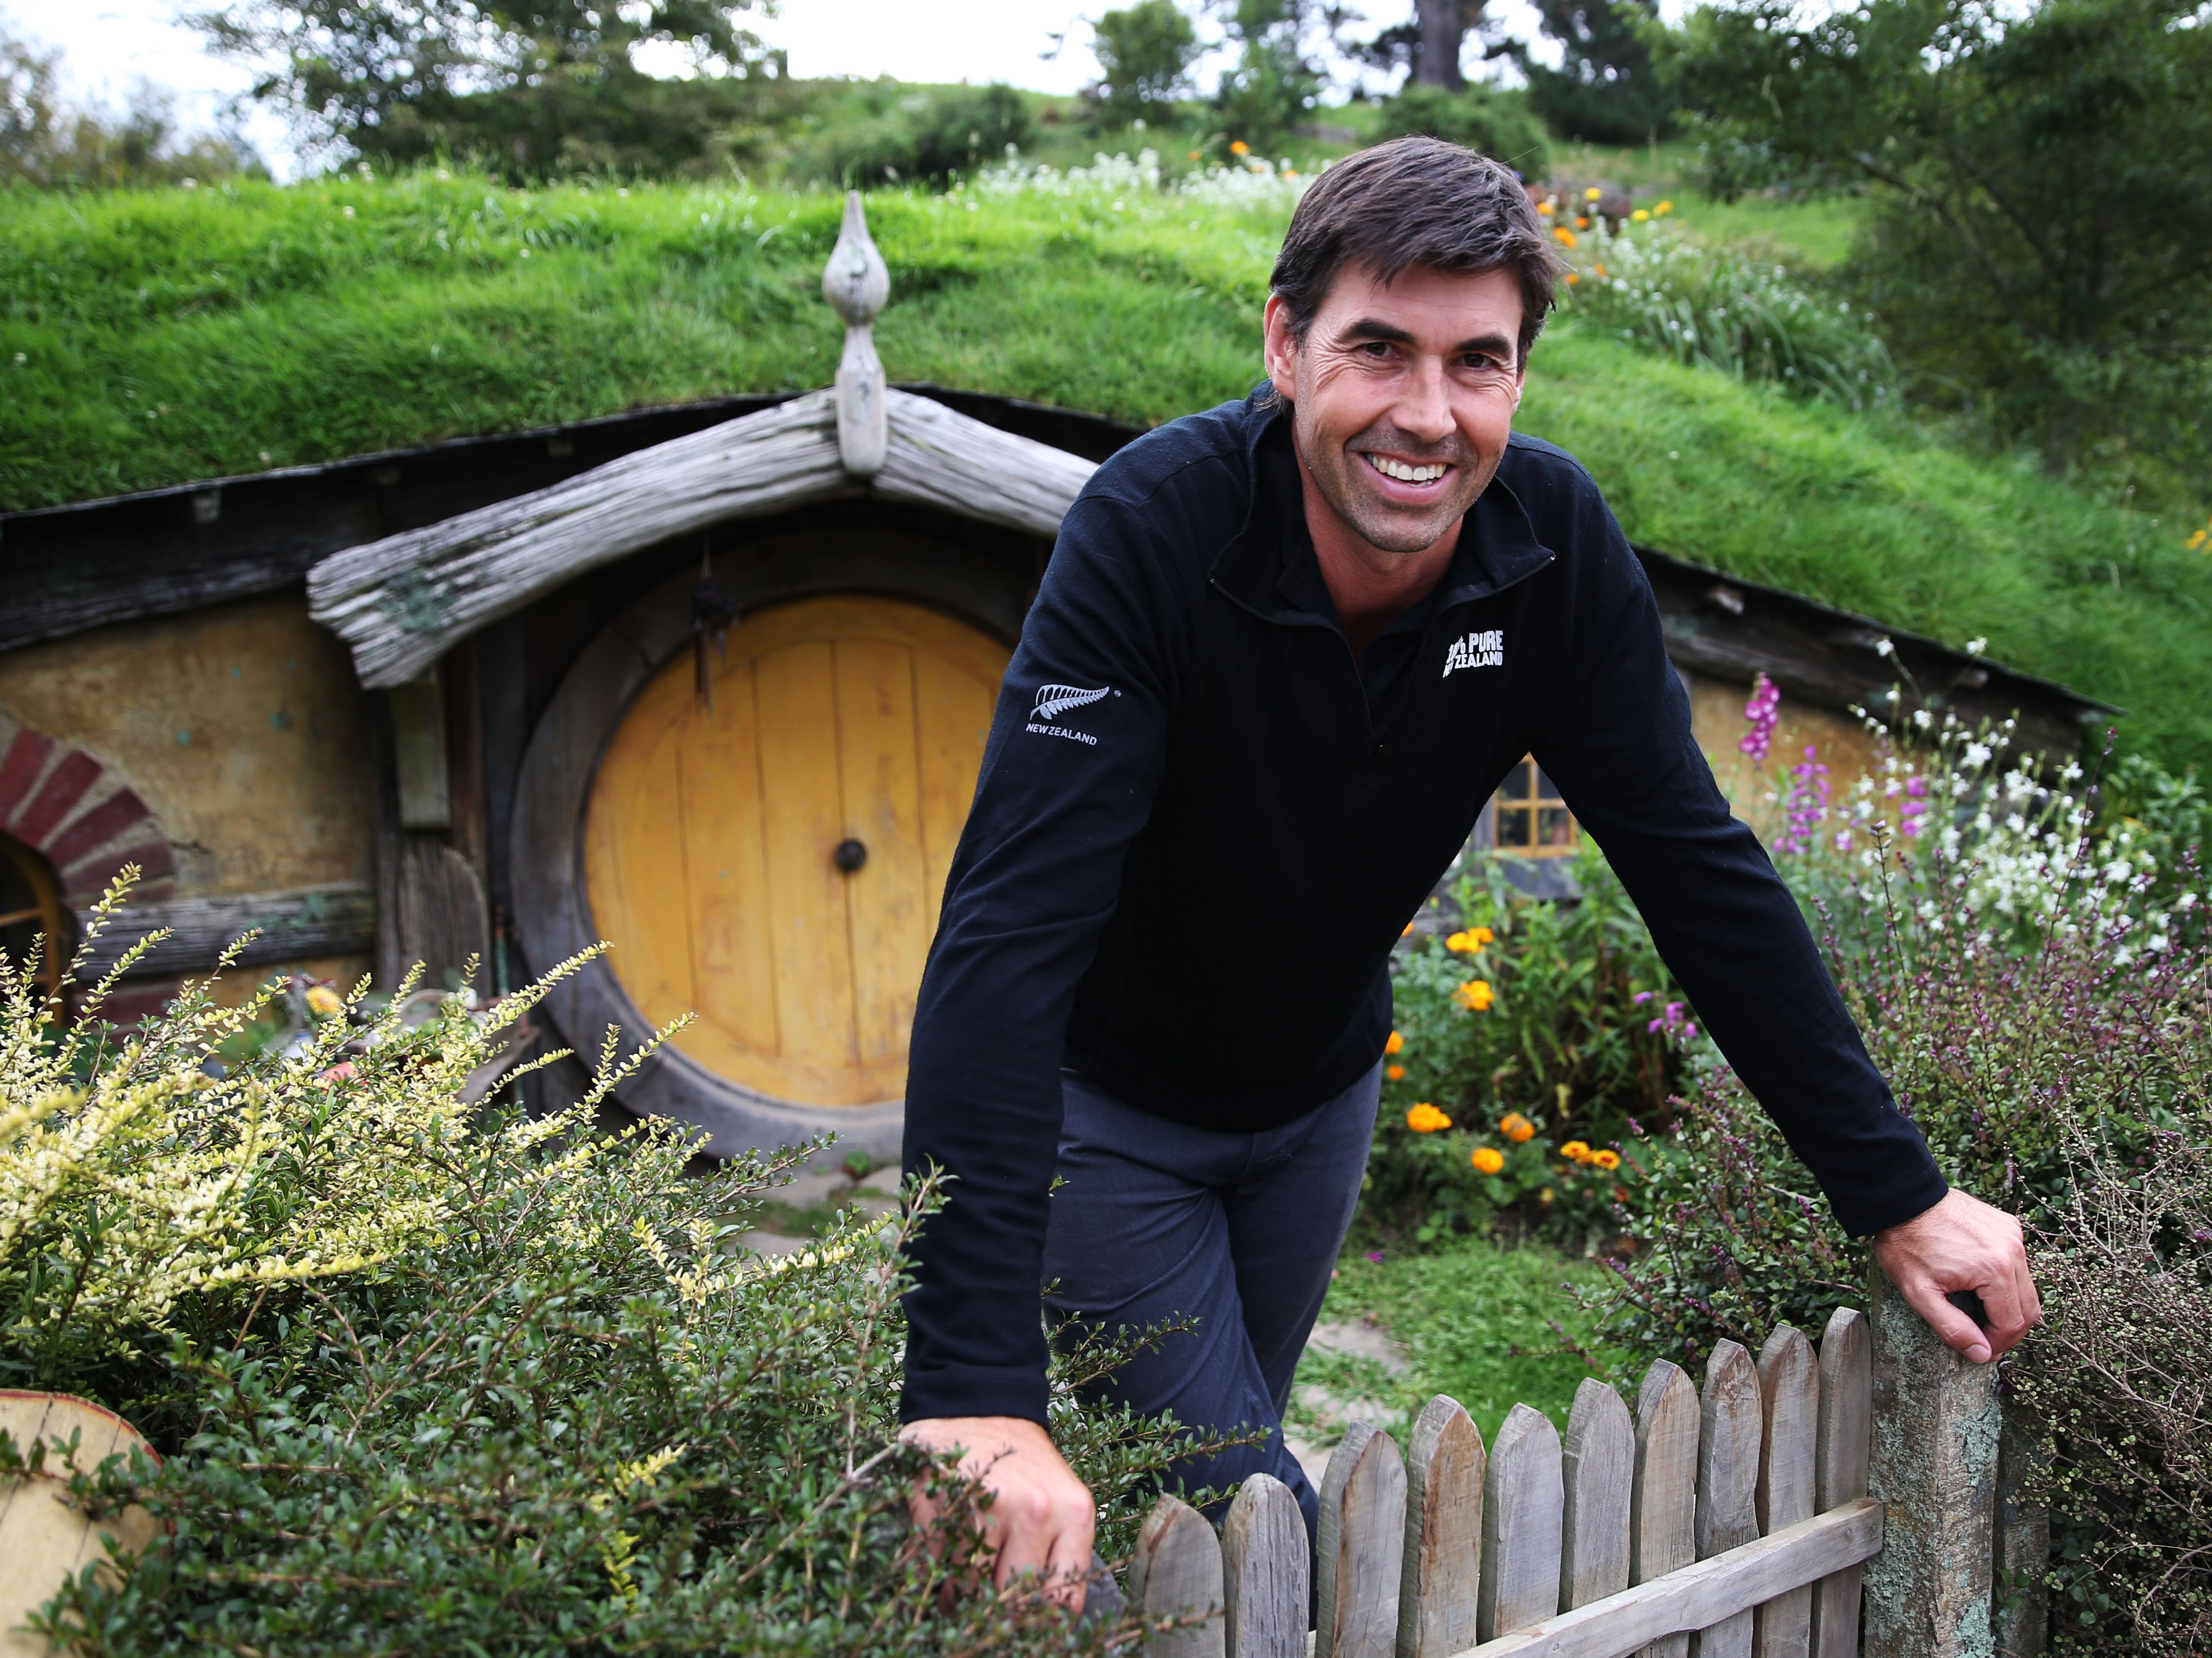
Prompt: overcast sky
<box><xmin>2</xmin><ymin>0</ymin><xmax>1565</xmax><ymax>183</ymax></box>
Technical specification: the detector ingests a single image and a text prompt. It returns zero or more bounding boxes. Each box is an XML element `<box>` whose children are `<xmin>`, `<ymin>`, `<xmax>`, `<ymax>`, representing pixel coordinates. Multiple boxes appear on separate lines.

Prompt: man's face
<box><xmin>1262</xmin><ymin>263</ymin><xmax>1526</xmax><ymax>557</ymax></box>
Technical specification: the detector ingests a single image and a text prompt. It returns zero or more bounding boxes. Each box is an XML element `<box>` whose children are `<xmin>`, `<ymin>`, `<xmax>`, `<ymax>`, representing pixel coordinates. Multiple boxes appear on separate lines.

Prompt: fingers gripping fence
<box><xmin>1130</xmin><ymin>1273</ymin><xmax>2044</xmax><ymax>1658</ymax></box>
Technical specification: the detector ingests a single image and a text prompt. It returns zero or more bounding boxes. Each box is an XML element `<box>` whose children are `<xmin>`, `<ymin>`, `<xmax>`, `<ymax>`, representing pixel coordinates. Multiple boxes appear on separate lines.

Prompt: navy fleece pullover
<box><xmin>899</xmin><ymin>391</ymin><xmax>1946</xmax><ymax>1427</ymax></box>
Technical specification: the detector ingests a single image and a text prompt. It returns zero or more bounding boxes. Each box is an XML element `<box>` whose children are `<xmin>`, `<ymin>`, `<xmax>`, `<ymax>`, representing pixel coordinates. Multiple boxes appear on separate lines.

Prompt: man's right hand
<box><xmin>900</xmin><ymin>1415</ymin><xmax>1096</xmax><ymax>1611</ymax></box>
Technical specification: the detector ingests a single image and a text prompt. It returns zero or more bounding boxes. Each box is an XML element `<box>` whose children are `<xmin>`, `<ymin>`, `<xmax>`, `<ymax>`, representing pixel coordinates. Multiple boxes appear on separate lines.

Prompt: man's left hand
<box><xmin>1871</xmin><ymin>1188</ymin><xmax>2041</xmax><ymax>1363</ymax></box>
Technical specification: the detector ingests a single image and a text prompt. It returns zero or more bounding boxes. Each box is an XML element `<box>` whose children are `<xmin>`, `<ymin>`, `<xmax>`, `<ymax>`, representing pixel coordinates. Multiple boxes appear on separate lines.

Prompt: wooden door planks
<box><xmin>1401</xmin><ymin>1395</ymin><xmax>1485</xmax><ymax>1658</ymax></box>
<box><xmin>1320</xmin><ymin>1421</ymin><xmax>1409</xmax><ymax>1658</ymax></box>
<box><xmin>1753</xmin><ymin>1327</ymin><xmax>1818</xmax><ymax>1658</ymax></box>
<box><xmin>1225</xmin><ymin>1473</ymin><xmax>1308</xmax><ymax>1658</ymax></box>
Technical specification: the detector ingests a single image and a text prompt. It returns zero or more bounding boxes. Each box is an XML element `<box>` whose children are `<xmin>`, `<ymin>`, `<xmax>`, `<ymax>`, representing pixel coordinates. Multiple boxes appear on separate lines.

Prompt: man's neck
<box><xmin>1297</xmin><ymin>457</ymin><xmax>1463</xmax><ymax>659</ymax></box>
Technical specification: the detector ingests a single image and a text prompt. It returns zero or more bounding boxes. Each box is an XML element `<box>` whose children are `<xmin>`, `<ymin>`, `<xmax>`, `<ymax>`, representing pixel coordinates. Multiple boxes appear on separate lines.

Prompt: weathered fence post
<box><xmin>1131</xmin><ymin>1493</ymin><xmax>1227</xmax><ymax>1658</ymax></box>
<box><xmin>1864</xmin><ymin>1267</ymin><xmax>2001</xmax><ymax>1658</ymax></box>
<box><xmin>1317</xmin><ymin>1420</ymin><xmax>1408</xmax><ymax>1658</ymax></box>
<box><xmin>1993</xmin><ymin>1398</ymin><xmax>2050</xmax><ymax>1658</ymax></box>
<box><xmin>1810</xmin><ymin>1308</ymin><xmax>1870</xmax><ymax>1658</ymax></box>
<box><xmin>1222</xmin><ymin>1471</ymin><xmax>1307</xmax><ymax>1658</ymax></box>
<box><xmin>1399</xmin><ymin>1395</ymin><xmax>1483</xmax><ymax>1658</ymax></box>
<box><xmin>1693</xmin><ymin>1341</ymin><xmax>1763</xmax><ymax>1658</ymax></box>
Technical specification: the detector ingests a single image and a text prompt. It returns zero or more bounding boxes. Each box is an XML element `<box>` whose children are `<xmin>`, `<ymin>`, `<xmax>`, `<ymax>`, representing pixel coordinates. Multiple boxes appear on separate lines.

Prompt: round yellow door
<box><xmin>584</xmin><ymin>595</ymin><xmax>1008</xmax><ymax>1105</ymax></box>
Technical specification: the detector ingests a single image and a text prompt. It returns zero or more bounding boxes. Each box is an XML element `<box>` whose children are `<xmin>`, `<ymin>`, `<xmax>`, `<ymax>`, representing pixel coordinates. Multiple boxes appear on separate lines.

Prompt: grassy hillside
<box><xmin>4</xmin><ymin>169</ymin><xmax>2206</xmax><ymax>767</ymax></box>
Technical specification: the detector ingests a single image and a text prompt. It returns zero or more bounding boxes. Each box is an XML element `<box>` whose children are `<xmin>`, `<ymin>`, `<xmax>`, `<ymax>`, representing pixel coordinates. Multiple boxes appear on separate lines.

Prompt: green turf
<box><xmin>4</xmin><ymin>169</ymin><xmax>2207</xmax><ymax>767</ymax></box>
<box><xmin>1311</xmin><ymin>1240</ymin><xmax>1631</xmax><ymax>1444</ymax></box>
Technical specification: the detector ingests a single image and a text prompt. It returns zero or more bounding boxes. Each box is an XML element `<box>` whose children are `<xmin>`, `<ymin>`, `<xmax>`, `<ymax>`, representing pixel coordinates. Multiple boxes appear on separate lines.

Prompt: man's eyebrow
<box><xmin>1331</xmin><ymin>318</ymin><xmax>1517</xmax><ymax>359</ymax></box>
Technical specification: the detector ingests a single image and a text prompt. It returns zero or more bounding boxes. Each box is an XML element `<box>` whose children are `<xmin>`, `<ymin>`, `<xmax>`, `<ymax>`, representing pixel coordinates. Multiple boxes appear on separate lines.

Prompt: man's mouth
<box><xmin>1361</xmin><ymin>452</ymin><xmax>1452</xmax><ymax>487</ymax></box>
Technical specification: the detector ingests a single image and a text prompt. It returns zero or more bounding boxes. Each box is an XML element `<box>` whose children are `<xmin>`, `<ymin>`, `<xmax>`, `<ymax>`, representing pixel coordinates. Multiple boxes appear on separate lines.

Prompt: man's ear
<box><xmin>1261</xmin><ymin>294</ymin><xmax>1298</xmax><ymax>402</ymax></box>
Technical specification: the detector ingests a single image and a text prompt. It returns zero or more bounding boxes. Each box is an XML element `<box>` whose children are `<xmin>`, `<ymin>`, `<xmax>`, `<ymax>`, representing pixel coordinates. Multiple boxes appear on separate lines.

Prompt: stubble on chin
<box><xmin>1301</xmin><ymin>425</ymin><xmax>1488</xmax><ymax>556</ymax></box>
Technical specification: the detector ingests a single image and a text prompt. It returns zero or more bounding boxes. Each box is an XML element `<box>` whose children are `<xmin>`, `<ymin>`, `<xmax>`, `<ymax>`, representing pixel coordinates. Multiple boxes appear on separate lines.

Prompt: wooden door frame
<box><xmin>509</xmin><ymin>524</ymin><xmax>1028</xmax><ymax>1159</ymax></box>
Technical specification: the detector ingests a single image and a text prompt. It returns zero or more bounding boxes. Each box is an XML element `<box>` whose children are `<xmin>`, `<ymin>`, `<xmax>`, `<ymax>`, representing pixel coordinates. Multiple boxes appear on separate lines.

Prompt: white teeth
<box><xmin>1369</xmin><ymin>455</ymin><xmax>1446</xmax><ymax>484</ymax></box>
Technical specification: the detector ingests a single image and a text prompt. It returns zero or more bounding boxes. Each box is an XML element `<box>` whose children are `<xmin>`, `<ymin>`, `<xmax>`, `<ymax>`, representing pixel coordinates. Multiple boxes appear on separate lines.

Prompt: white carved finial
<box><xmin>823</xmin><ymin>190</ymin><xmax>890</xmax><ymax>478</ymax></box>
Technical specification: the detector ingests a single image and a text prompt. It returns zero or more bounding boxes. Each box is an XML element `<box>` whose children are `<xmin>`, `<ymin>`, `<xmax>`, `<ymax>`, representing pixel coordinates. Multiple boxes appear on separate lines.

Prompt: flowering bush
<box><xmin>4</xmin><ymin>881</ymin><xmax>1194</xmax><ymax>1656</ymax></box>
<box><xmin>1557</xmin><ymin>216</ymin><xmax>1896</xmax><ymax>410</ymax></box>
<box><xmin>972</xmin><ymin>145</ymin><xmax>1311</xmax><ymax>211</ymax></box>
<box><xmin>1597</xmin><ymin>704</ymin><xmax>2212</xmax><ymax>1652</ymax></box>
<box><xmin>1365</xmin><ymin>849</ymin><xmax>1684</xmax><ymax>1248</ymax></box>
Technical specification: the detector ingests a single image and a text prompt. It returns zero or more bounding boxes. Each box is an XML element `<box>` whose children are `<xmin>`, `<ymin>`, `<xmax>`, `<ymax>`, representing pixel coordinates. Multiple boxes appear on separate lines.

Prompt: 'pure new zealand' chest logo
<box><xmin>1442</xmin><ymin>629</ymin><xmax>1505</xmax><ymax>677</ymax></box>
<box><xmin>1027</xmin><ymin>683</ymin><xmax>1114</xmax><ymax>747</ymax></box>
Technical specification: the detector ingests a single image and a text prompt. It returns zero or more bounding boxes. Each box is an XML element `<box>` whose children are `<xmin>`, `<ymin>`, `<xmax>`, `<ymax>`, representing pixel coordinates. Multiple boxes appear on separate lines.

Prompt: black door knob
<box><xmin>834</xmin><ymin>838</ymin><xmax>868</xmax><ymax>873</ymax></box>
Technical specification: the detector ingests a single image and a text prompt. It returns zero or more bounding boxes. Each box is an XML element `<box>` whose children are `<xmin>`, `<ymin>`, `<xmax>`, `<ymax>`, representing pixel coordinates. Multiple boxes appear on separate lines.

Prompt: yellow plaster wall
<box><xmin>1687</xmin><ymin>670</ymin><xmax>1880</xmax><ymax>840</ymax></box>
<box><xmin>0</xmin><ymin>595</ymin><xmax>375</xmax><ymax>899</ymax></box>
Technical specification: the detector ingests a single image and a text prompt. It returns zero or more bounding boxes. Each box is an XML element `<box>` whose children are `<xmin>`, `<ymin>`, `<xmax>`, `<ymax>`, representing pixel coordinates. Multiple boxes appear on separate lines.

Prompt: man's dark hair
<box><xmin>1269</xmin><ymin>135</ymin><xmax>1559</xmax><ymax>365</ymax></box>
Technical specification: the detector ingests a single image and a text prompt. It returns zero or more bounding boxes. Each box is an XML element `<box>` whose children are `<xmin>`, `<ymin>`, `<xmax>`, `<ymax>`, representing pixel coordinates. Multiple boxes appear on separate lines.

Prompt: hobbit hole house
<box><xmin>0</xmin><ymin>195</ymin><xmax>2113</xmax><ymax>1158</ymax></box>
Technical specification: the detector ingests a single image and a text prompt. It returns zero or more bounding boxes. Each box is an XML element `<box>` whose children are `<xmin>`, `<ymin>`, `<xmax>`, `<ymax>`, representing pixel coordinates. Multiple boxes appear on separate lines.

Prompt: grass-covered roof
<box><xmin>4</xmin><ymin>169</ymin><xmax>2207</xmax><ymax>769</ymax></box>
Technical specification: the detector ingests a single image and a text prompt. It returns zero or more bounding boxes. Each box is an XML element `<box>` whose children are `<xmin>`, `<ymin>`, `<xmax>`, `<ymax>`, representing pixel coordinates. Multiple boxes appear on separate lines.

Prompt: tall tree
<box><xmin>1212</xmin><ymin>0</ymin><xmax>1329</xmax><ymax>149</ymax></box>
<box><xmin>1090</xmin><ymin>0</ymin><xmax>1201</xmax><ymax>127</ymax></box>
<box><xmin>1355</xmin><ymin>0</ymin><xmax>1480</xmax><ymax>90</ymax></box>
<box><xmin>1660</xmin><ymin>0</ymin><xmax>2212</xmax><ymax>482</ymax></box>
<box><xmin>1504</xmin><ymin>0</ymin><xmax>1671</xmax><ymax>143</ymax></box>
<box><xmin>194</xmin><ymin>0</ymin><xmax>775</xmax><ymax>171</ymax></box>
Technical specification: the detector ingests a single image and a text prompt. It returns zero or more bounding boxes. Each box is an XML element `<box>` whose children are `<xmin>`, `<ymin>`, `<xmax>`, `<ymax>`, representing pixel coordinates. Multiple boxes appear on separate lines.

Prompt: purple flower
<box><xmin>1737</xmin><ymin>673</ymin><xmax>1780</xmax><ymax>762</ymax></box>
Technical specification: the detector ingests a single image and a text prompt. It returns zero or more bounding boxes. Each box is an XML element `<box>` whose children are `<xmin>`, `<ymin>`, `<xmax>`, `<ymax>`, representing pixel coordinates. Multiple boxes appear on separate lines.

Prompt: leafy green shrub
<box><xmin>1591</xmin><ymin>717</ymin><xmax>2212</xmax><ymax>1651</ymax></box>
<box><xmin>1560</xmin><ymin>218</ymin><xmax>1895</xmax><ymax>409</ymax></box>
<box><xmin>804</xmin><ymin>83</ymin><xmax>1034</xmax><ymax>188</ymax></box>
<box><xmin>1366</xmin><ymin>849</ymin><xmax>1686</xmax><ymax>1247</ymax></box>
<box><xmin>4</xmin><ymin>881</ymin><xmax>1190</xmax><ymax>1655</ymax></box>
<box><xmin>1371</xmin><ymin>84</ymin><xmax>1550</xmax><ymax>177</ymax></box>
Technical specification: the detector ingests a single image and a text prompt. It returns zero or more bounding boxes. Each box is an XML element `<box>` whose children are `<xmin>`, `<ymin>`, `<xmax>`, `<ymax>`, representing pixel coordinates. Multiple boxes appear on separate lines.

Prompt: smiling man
<box><xmin>896</xmin><ymin>136</ymin><xmax>2039</xmax><ymax>1607</ymax></box>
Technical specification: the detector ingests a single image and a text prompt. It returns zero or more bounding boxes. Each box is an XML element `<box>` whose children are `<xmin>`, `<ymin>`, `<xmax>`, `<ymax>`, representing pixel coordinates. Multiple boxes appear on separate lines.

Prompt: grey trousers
<box><xmin>1041</xmin><ymin>1062</ymin><xmax>1382</xmax><ymax>1541</ymax></box>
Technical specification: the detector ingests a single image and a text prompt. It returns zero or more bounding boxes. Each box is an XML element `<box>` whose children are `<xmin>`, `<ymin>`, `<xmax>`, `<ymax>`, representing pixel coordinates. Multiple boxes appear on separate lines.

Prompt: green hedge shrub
<box><xmin>3</xmin><ymin>884</ymin><xmax>1191</xmax><ymax>1655</ymax></box>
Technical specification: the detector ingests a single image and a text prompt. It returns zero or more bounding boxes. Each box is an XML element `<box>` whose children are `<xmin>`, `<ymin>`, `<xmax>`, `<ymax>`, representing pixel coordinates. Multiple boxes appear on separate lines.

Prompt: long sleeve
<box><xmin>1529</xmin><ymin>493</ymin><xmax>1947</xmax><ymax>1238</ymax></box>
<box><xmin>898</xmin><ymin>487</ymin><xmax>1198</xmax><ymax>1425</ymax></box>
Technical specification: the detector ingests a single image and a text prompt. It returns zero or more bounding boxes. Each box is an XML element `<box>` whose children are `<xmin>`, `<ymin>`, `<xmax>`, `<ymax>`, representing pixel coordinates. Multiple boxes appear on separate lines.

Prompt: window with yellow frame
<box><xmin>1487</xmin><ymin>756</ymin><xmax>1579</xmax><ymax>857</ymax></box>
<box><xmin>0</xmin><ymin>832</ymin><xmax>68</xmax><ymax>1002</ymax></box>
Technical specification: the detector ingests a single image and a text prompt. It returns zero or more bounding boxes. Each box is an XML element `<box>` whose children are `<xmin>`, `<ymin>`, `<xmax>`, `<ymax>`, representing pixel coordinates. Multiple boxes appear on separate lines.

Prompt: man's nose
<box><xmin>1395</xmin><ymin>358</ymin><xmax>1456</xmax><ymax>446</ymax></box>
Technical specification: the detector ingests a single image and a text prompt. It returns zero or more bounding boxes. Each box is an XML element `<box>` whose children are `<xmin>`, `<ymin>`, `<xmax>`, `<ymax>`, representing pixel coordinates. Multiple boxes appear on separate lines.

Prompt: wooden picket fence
<box><xmin>1128</xmin><ymin>1272</ymin><xmax>2042</xmax><ymax>1658</ymax></box>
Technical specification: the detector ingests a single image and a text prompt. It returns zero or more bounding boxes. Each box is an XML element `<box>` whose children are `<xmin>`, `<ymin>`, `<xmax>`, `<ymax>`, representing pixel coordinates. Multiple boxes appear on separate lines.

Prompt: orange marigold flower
<box><xmin>1560</xmin><ymin>1139</ymin><xmax>1592</xmax><ymax>1163</ymax></box>
<box><xmin>1593</xmin><ymin>263</ymin><xmax>1608</xmax><ymax>279</ymax></box>
<box><xmin>1402</xmin><ymin>920</ymin><xmax>1416</xmax><ymax>935</ymax></box>
<box><xmin>1454</xmin><ymin>979</ymin><xmax>1495</xmax><ymax>1012</ymax></box>
<box><xmin>1385</xmin><ymin>1030</ymin><xmax>1405</xmax><ymax>1055</ymax></box>
<box><xmin>1592</xmin><ymin>1148</ymin><xmax>1622</xmax><ymax>1171</ymax></box>
<box><xmin>1565</xmin><ymin>272</ymin><xmax>1579</xmax><ymax>285</ymax></box>
<box><xmin>1229</xmin><ymin>140</ymin><xmax>1250</xmax><ymax>156</ymax></box>
<box><xmin>1500</xmin><ymin>1111</ymin><xmax>1535</xmax><ymax>1143</ymax></box>
<box><xmin>1553</xmin><ymin>226</ymin><xmax>1578</xmax><ymax>248</ymax></box>
<box><xmin>1537</xmin><ymin>201</ymin><xmax>1555</xmax><ymax>215</ymax></box>
<box><xmin>1469</xmin><ymin>925</ymin><xmax>1494</xmax><ymax>947</ymax></box>
<box><xmin>1575</xmin><ymin>215</ymin><xmax>1590</xmax><ymax>230</ymax></box>
<box><xmin>1471</xmin><ymin>1146</ymin><xmax>1505</xmax><ymax>1174</ymax></box>
<box><xmin>1406</xmin><ymin>1103</ymin><xmax>1453</xmax><ymax>1133</ymax></box>
<box><xmin>1386</xmin><ymin>1063</ymin><xmax>1405</xmax><ymax>1081</ymax></box>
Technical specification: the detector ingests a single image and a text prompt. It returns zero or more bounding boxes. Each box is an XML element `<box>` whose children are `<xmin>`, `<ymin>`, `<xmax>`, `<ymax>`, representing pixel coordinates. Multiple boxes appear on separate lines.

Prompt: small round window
<box><xmin>0</xmin><ymin>832</ymin><xmax>69</xmax><ymax>1003</ymax></box>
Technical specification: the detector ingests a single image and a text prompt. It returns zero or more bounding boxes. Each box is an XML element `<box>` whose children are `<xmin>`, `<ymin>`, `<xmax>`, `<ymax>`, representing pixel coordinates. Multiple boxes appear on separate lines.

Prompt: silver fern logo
<box><xmin>1026</xmin><ymin>683</ymin><xmax>1114</xmax><ymax>746</ymax></box>
<box><xmin>1031</xmin><ymin>684</ymin><xmax>1110</xmax><ymax>722</ymax></box>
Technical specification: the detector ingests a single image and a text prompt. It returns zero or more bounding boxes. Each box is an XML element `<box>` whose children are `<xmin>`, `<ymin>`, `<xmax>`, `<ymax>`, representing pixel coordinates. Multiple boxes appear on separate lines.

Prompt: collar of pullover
<box><xmin>1207</xmin><ymin>391</ymin><xmax>1558</xmax><ymax>630</ymax></box>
